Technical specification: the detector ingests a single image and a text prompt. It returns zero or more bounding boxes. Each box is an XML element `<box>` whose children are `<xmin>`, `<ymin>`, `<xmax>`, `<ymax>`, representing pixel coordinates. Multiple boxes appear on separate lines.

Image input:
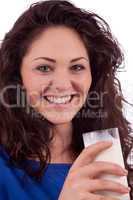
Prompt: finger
<box><xmin>88</xmin><ymin>179</ymin><xmax>130</xmax><ymax>194</ymax></box>
<box><xmin>71</xmin><ymin>141</ymin><xmax>112</xmax><ymax>169</ymax></box>
<box><xmin>75</xmin><ymin>161</ymin><xmax>128</xmax><ymax>179</ymax></box>
<box><xmin>87</xmin><ymin>192</ymin><xmax>120</xmax><ymax>200</ymax></box>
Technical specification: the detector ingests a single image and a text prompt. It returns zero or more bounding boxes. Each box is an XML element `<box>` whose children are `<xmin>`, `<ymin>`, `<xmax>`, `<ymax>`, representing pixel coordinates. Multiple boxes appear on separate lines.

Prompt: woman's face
<box><xmin>21</xmin><ymin>26</ymin><xmax>92</xmax><ymax>124</ymax></box>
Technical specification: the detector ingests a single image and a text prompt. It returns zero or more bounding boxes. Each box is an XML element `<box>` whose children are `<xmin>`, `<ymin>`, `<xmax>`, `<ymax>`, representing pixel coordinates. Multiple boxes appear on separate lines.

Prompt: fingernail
<box><xmin>122</xmin><ymin>187</ymin><xmax>131</xmax><ymax>193</ymax></box>
<box><xmin>123</xmin><ymin>169</ymin><xmax>128</xmax><ymax>175</ymax></box>
<box><xmin>126</xmin><ymin>187</ymin><xmax>131</xmax><ymax>192</ymax></box>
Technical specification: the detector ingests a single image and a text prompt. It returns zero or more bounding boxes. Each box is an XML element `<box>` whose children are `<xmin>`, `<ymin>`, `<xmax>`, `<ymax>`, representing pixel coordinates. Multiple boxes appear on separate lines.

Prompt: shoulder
<box><xmin>0</xmin><ymin>145</ymin><xmax>24</xmax><ymax>185</ymax></box>
<box><xmin>0</xmin><ymin>145</ymin><xmax>12</xmax><ymax>198</ymax></box>
<box><xmin>0</xmin><ymin>145</ymin><xmax>9</xmax><ymax>167</ymax></box>
<box><xmin>0</xmin><ymin>145</ymin><xmax>27</xmax><ymax>198</ymax></box>
<box><xmin>0</xmin><ymin>145</ymin><xmax>11</xmax><ymax>181</ymax></box>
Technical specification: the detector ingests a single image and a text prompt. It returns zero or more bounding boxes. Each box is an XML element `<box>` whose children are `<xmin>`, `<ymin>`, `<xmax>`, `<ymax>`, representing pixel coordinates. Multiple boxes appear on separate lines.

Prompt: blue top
<box><xmin>0</xmin><ymin>145</ymin><xmax>72</xmax><ymax>200</ymax></box>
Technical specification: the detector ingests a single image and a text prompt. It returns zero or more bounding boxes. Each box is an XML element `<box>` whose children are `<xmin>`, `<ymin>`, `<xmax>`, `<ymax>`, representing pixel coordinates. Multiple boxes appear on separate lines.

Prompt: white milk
<box><xmin>82</xmin><ymin>128</ymin><xmax>130</xmax><ymax>200</ymax></box>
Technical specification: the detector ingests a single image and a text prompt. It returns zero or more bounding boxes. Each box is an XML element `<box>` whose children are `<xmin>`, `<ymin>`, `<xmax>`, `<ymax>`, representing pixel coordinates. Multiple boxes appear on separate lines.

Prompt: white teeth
<box><xmin>45</xmin><ymin>95</ymin><xmax>72</xmax><ymax>104</ymax></box>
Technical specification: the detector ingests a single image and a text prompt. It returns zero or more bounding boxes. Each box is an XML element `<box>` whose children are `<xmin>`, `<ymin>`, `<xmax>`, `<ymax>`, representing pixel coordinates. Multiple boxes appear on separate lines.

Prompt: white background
<box><xmin>0</xmin><ymin>0</ymin><xmax>132</xmax><ymax>124</ymax></box>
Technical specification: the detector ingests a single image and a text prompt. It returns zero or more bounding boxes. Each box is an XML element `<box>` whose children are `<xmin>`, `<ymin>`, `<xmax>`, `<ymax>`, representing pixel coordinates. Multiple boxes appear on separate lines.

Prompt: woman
<box><xmin>0</xmin><ymin>0</ymin><xmax>132</xmax><ymax>199</ymax></box>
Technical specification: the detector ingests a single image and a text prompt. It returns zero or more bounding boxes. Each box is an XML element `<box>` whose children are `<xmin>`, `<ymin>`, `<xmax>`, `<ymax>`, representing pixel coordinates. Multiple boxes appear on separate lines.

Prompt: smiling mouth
<box><xmin>43</xmin><ymin>94</ymin><xmax>78</xmax><ymax>104</ymax></box>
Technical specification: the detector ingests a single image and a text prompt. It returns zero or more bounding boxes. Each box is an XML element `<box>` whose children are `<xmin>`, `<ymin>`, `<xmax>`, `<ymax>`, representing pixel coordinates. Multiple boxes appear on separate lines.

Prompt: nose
<box><xmin>52</xmin><ymin>73</ymin><xmax>72</xmax><ymax>93</ymax></box>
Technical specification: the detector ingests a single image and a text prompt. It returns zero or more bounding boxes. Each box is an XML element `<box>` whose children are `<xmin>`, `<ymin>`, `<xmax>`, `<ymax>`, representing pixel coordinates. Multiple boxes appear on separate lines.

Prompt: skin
<box><xmin>58</xmin><ymin>141</ymin><xmax>130</xmax><ymax>200</ymax></box>
<box><xmin>20</xmin><ymin>26</ymin><xmax>130</xmax><ymax>199</ymax></box>
<box><xmin>21</xmin><ymin>26</ymin><xmax>92</xmax><ymax>162</ymax></box>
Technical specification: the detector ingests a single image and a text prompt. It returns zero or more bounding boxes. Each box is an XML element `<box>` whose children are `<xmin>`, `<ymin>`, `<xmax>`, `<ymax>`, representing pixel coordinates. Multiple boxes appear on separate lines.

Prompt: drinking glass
<box><xmin>82</xmin><ymin>128</ymin><xmax>130</xmax><ymax>199</ymax></box>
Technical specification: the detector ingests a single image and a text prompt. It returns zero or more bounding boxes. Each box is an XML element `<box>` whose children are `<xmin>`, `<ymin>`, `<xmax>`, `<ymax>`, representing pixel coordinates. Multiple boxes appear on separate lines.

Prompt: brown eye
<box><xmin>71</xmin><ymin>64</ymin><xmax>85</xmax><ymax>71</ymax></box>
<box><xmin>36</xmin><ymin>65</ymin><xmax>52</xmax><ymax>72</ymax></box>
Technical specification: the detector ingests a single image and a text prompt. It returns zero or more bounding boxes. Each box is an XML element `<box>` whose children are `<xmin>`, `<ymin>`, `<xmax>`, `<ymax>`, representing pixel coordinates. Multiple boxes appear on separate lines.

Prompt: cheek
<box><xmin>87</xmin><ymin>77</ymin><xmax>92</xmax><ymax>93</ymax></box>
<box><xmin>22</xmin><ymin>71</ymin><xmax>48</xmax><ymax>93</ymax></box>
<box><xmin>80</xmin><ymin>73</ymin><xmax>92</xmax><ymax>94</ymax></box>
<box><xmin>21</xmin><ymin>74</ymin><xmax>49</xmax><ymax>105</ymax></box>
<box><xmin>75</xmin><ymin>74</ymin><xmax>92</xmax><ymax>107</ymax></box>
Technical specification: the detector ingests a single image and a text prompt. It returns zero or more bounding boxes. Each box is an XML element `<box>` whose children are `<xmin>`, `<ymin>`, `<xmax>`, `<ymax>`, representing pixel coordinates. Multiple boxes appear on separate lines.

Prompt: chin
<box><xmin>40</xmin><ymin>110</ymin><xmax>77</xmax><ymax>124</ymax></box>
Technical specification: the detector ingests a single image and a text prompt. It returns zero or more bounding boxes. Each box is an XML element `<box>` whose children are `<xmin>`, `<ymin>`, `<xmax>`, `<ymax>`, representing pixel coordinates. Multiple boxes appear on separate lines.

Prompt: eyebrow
<box><xmin>33</xmin><ymin>56</ymin><xmax>89</xmax><ymax>63</ymax></box>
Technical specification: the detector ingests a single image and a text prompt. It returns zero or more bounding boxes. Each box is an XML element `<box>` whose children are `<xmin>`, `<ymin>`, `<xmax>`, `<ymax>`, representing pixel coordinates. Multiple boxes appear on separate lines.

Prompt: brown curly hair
<box><xmin>0</xmin><ymin>0</ymin><xmax>133</xmax><ymax>197</ymax></box>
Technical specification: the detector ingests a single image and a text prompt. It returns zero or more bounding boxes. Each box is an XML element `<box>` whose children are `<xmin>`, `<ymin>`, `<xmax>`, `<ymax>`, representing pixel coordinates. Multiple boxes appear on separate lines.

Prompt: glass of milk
<box><xmin>82</xmin><ymin>128</ymin><xmax>130</xmax><ymax>200</ymax></box>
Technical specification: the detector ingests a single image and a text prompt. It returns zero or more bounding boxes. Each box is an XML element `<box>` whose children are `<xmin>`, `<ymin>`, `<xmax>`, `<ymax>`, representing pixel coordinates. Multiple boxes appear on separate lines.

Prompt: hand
<box><xmin>58</xmin><ymin>141</ymin><xmax>130</xmax><ymax>200</ymax></box>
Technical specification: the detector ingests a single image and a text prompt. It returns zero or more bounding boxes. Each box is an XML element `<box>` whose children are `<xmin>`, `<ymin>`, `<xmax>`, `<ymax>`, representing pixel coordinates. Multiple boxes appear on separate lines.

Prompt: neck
<box><xmin>49</xmin><ymin>122</ymin><xmax>75</xmax><ymax>163</ymax></box>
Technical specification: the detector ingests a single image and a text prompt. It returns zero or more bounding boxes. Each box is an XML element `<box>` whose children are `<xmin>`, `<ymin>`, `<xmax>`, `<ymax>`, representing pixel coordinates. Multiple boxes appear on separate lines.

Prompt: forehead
<box><xmin>23</xmin><ymin>26</ymin><xmax>89</xmax><ymax>61</ymax></box>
